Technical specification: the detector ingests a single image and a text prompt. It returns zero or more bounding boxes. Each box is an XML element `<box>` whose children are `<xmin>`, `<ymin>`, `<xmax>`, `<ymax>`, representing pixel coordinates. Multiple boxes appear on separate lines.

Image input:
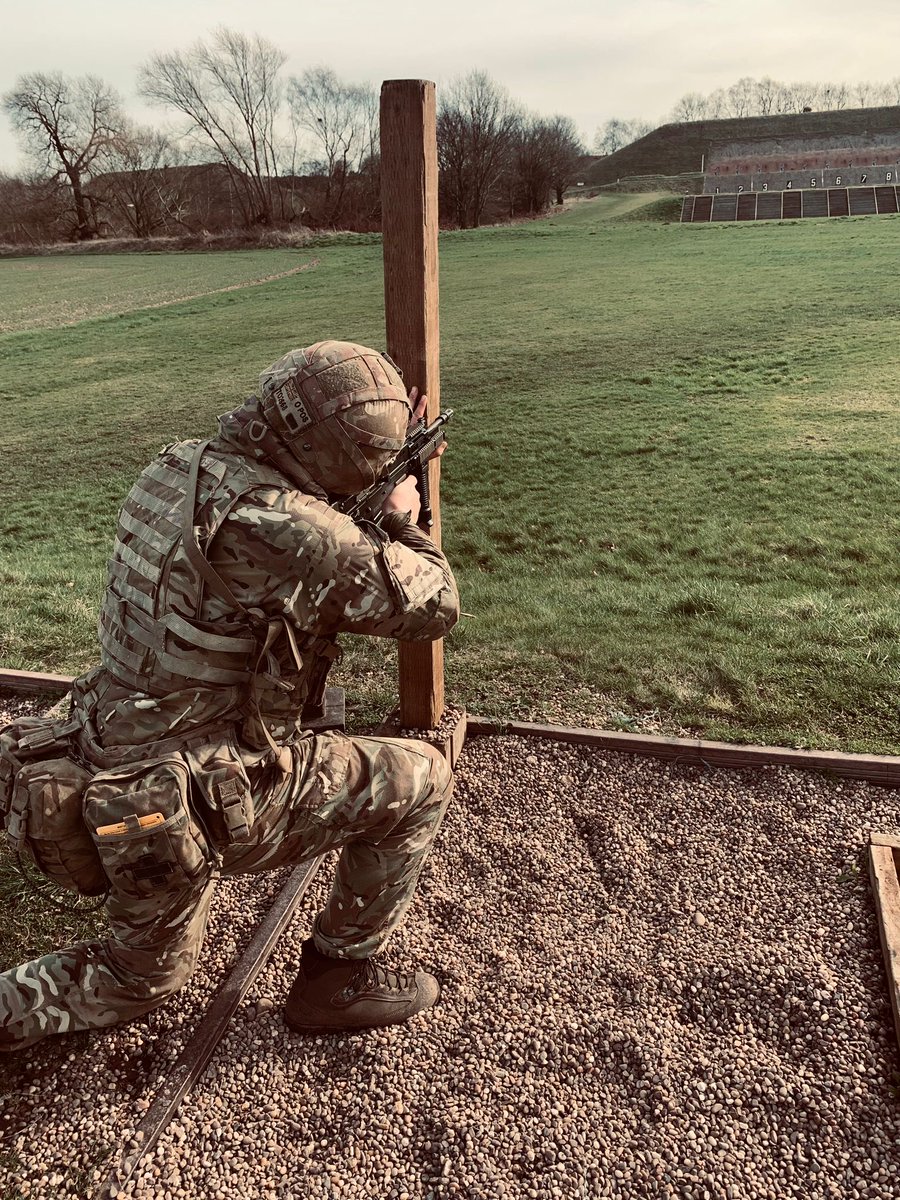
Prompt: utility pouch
<box><xmin>84</xmin><ymin>755</ymin><xmax>211</xmax><ymax>899</ymax></box>
<box><xmin>183</xmin><ymin>740</ymin><xmax>255</xmax><ymax>845</ymax></box>
<box><xmin>16</xmin><ymin>758</ymin><xmax>106</xmax><ymax>895</ymax></box>
<box><xmin>1</xmin><ymin>716</ymin><xmax>106</xmax><ymax>897</ymax></box>
<box><xmin>1</xmin><ymin>718</ymin><xmax>44</xmax><ymax>831</ymax></box>
<box><xmin>2</xmin><ymin>717</ymin><xmax>73</xmax><ymax>828</ymax></box>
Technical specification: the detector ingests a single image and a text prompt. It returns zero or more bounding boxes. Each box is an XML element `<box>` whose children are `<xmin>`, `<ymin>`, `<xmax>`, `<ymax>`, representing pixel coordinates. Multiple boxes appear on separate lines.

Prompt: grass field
<box><xmin>2</xmin><ymin>198</ymin><xmax>899</xmax><ymax>753</ymax></box>
<box><xmin>0</xmin><ymin>248</ymin><xmax>320</xmax><ymax>334</ymax></box>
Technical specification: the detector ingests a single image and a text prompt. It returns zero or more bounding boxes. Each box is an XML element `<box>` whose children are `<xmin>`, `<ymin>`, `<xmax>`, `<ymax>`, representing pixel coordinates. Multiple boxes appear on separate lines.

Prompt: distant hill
<box><xmin>586</xmin><ymin>105</ymin><xmax>900</xmax><ymax>187</ymax></box>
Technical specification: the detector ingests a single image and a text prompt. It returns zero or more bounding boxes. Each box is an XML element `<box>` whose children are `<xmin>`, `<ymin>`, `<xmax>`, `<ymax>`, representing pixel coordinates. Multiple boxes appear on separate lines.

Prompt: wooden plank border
<box><xmin>868</xmin><ymin>835</ymin><xmax>900</xmax><ymax>1059</ymax></box>
<box><xmin>465</xmin><ymin>718</ymin><xmax>900</xmax><ymax>786</ymax></box>
<box><xmin>376</xmin><ymin>707</ymin><xmax>468</xmax><ymax>768</ymax></box>
<box><xmin>4</xmin><ymin>670</ymin><xmax>899</xmax><ymax>786</ymax></box>
<box><xmin>0</xmin><ymin>668</ymin><xmax>74</xmax><ymax>696</ymax></box>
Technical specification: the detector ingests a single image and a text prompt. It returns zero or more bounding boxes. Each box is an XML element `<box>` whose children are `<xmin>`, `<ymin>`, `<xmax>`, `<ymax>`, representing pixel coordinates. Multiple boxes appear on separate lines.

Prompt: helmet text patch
<box><xmin>274</xmin><ymin>381</ymin><xmax>314</xmax><ymax>432</ymax></box>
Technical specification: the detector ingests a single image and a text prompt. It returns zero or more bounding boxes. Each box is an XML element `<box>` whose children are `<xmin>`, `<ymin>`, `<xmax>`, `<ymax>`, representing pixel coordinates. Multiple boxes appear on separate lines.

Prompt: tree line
<box><xmin>0</xmin><ymin>28</ymin><xmax>585</xmax><ymax>246</ymax></box>
<box><xmin>595</xmin><ymin>75</ymin><xmax>900</xmax><ymax>158</ymax></box>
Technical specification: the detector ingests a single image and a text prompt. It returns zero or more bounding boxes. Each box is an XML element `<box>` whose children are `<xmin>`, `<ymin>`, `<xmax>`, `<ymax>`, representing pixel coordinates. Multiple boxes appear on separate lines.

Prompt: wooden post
<box><xmin>380</xmin><ymin>79</ymin><xmax>445</xmax><ymax>729</ymax></box>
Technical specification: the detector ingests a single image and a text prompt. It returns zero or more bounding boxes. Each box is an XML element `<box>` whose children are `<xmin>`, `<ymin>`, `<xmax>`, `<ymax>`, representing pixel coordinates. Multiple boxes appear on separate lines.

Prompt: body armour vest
<box><xmin>98</xmin><ymin>440</ymin><xmax>339</xmax><ymax>750</ymax></box>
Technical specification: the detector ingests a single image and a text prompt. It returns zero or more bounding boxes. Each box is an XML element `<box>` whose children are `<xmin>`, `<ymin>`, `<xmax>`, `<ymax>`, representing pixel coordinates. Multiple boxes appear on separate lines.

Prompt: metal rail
<box><xmin>95</xmin><ymin>856</ymin><xmax>324</xmax><ymax>1199</ymax></box>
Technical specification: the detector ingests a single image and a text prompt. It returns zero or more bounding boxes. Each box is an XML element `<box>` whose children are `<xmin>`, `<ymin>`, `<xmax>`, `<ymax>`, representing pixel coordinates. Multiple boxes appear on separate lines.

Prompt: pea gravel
<box><xmin>3</xmin><ymin>728</ymin><xmax>900</xmax><ymax>1200</ymax></box>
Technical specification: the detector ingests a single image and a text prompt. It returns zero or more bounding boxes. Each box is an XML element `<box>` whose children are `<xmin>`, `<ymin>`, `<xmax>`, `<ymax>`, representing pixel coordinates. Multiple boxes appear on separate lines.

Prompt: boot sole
<box><xmin>283</xmin><ymin>990</ymin><xmax>439</xmax><ymax>1034</ymax></box>
<box><xmin>283</xmin><ymin>1014</ymin><xmax>425</xmax><ymax>1033</ymax></box>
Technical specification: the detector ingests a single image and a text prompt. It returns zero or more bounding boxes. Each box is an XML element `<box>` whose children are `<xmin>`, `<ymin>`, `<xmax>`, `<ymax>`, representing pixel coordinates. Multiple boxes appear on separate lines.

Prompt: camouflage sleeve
<box><xmin>211</xmin><ymin>488</ymin><xmax>460</xmax><ymax>642</ymax></box>
<box><xmin>0</xmin><ymin>878</ymin><xmax>214</xmax><ymax>1051</ymax></box>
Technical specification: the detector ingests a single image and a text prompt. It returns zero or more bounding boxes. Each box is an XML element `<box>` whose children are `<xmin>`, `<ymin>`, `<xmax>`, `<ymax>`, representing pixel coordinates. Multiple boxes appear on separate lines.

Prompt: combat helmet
<box><xmin>258</xmin><ymin>341</ymin><xmax>411</xmax><ymax>496</ymax></box>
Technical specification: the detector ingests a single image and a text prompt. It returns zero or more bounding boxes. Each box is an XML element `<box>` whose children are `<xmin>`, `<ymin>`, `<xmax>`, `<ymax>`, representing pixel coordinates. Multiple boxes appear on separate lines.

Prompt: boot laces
<box><xmin>350</xmin><ymin>959</ymin><xmax>416</xmax><ymax>995</ymax></box>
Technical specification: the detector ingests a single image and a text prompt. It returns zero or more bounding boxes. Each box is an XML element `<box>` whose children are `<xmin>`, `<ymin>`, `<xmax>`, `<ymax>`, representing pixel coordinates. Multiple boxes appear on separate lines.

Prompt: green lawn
<box><xmin>0</xmin><ymin>249</ymin><xmax>313</xmax><ymax>333</ymax></box>
<box><xmin>2</xmin><ymin>199</ymin><xmax>899</xmax><ymax>752</ymax></box>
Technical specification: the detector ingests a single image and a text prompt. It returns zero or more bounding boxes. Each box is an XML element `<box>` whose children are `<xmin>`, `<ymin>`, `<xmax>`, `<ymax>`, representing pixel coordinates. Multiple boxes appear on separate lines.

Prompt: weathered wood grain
<box><xmin>380</xmin><ymin>78</ymin><xmax>445</xmax><ymax>730</ymax></box>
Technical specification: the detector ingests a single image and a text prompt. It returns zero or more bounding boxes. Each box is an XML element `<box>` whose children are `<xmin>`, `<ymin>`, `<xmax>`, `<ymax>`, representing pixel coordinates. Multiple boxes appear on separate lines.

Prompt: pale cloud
<box><xmin>3</xmin><ymin>0</ymin><xmax>900</xmax><ymax>170</ymax></box>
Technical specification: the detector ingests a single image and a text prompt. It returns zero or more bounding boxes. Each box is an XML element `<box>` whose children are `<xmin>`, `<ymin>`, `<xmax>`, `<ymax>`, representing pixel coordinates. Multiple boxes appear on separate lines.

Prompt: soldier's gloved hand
<box><xmin>382</xmin><ymin>474</ymin><xmax>421</xmax><ymax>524</ymax></box>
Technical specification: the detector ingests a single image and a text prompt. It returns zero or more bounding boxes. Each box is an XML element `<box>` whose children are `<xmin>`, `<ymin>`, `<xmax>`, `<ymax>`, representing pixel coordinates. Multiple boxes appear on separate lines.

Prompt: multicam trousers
<box><xmin>0</xmin><ymin>733</ymin><xmax>452</xmax><ymax>1051</ymax></box>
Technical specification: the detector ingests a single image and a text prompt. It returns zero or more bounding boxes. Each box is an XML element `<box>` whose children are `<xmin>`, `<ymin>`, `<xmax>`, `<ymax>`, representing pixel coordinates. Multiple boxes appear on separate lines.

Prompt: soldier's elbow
<box><xmin>408</xmin><ymin>598</ymin><xmax>461</xmax><ymax>642</ymax></box>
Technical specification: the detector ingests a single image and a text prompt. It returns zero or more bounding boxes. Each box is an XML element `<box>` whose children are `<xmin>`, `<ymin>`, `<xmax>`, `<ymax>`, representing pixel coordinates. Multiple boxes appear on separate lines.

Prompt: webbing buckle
<box><xmin>5</xmin><ymin>788</ymin><xmax>29</xmax><ymax>851</ymax></box>
<box><xmin>215</xmin><ymin>775</ymin><xmax>252</xmax><ymax>842</ymax></box>
<box><xmin>18</xmin><ymin>718</ymin><xmax>79</xmax><ymax>755</ymax></box>
<box><xmin>19</xmin><ymin>726</ymin><xmax>60</xmax><ymax>753</ymax></box>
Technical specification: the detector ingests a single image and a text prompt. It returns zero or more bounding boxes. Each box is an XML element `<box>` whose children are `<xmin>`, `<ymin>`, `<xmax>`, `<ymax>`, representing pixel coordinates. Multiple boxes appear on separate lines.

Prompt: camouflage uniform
<box><xmin>0</xmin><ymin>342</ymin><xmax>459</xmax><ymax>1051</ymax></box>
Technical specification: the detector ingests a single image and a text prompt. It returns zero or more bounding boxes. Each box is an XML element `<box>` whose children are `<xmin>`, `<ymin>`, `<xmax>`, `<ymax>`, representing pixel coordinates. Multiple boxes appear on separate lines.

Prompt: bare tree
<box><xmin>352</xmin><ymin>83</ymin><xmax>382</xmax><ymax>228</ymax></box>
<box><xmin>853</xmin><ymin>81</ymin><xmax>875</xmax><ymax>108</ymax></box>
<box><xmin>514</xmin><ymin>115</ymin><xmax>554</xmax><ymax>214</ymax></box>
<box><xmin>869</xmin><ymin>82</ymin><xmax>893</xmax><ymax>107</ymax></box>
<box><xmin>790</xmin><ymin>81</ymin><xmax>821</xmax><ymax>112</ymax></box>
<box><xmin>670</xmin><ymin>93</ymin><xmax>709</xmax><ymax>122</ymax></box>
<box><xmin>358</xmin><ymin>84</ymin><xmax>380</xmax><ymax>170</ymax></box>
<box><xmin>669</xmin><ymin>75</ymin><xmax>900</xmax><ymax>124</ymax></box>
<box><xmin>287</xmin><ymin>68</ymin><xmax>370</xmax><ymax>226</ymax></box>
<box><xmin>544</xmin><ymin>116</ymin><xmax>585</xmax><ymax>205</ymax></box>
<box><xmin>819</xmin><ymin>82</ymin><xmax>849</xmax><ymax>110</ymax></box>
<box><xmin>139</xmin><ymin>27</ymin><xmax>286</xmax><ymax>226</ymax></box>
<box><xmin>437</xmin><ymin>71</ymin><xmax>519</xmax><ymax>228</ymax></box>
<box><xmin>94</xmin><ymin>124</ymin><xmax>189</xmax><ymax>237</ymax></box>
<box><xmin>511</xmin><ymin>114</ymin><xmax>584</xmax><ymax>213</ymax></box>
<box><xmin>705</xmin><ymin>89</ymin><xmax>727</xmax><ymax>119</ymax></box>
<box><xmin>0</xmin><ymin>171</ymin><xmax>69</xmax><ymax>244</ymax></box>
<box><xmin>593</xmin><ymin>117</ymin><xmax>652</xmax><ymax>156</ymax></box>
<box><xmin>752</xmin><ymin>78</ymin><xmax>779</xmax><ymax>115</ymax></box>
<box><xmin>725</xmin><ymin>78</ymin><xmax>757</xmax><ymax>118</ymax></box>
<box><xmin>594</xmin><ymin>118</ymin><xmax>628</xmax><ymax>155</ymax></box>
<box><xmin>3</xmin><ymin>72</ymin><xmax>124</xmax><ymax>239</ymax></box>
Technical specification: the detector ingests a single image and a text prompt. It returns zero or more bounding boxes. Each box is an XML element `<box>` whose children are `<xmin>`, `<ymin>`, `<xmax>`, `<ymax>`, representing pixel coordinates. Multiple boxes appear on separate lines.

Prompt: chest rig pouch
<box><xmin>100</xmin><ymin>438</ymin><xmax>340</xmax><ymax>755</ymax></box>
<box><xmin>0</xmin><ymin>716</ymin><xmax>107</xmax><ymax>897</ymax></box>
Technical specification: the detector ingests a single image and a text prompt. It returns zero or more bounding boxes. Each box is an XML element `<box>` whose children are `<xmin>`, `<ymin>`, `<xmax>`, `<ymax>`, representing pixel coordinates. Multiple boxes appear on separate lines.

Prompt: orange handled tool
<box><xmin>95</xmin><ymin>812</ymin><xmax>165</xmax><ymax>837</ymax></box>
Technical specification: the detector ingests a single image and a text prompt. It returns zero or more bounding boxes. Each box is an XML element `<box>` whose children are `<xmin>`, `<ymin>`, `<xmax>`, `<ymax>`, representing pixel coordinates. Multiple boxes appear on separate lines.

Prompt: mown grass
<box><xmin>2</xmin><ymin>199</ymin><xmax>899</xmax><ymax>755</ymax></box>
<box><xmin>0</xmin><ymin>248</ymin><xmax>314</xmax><ymax>333</ymax></box>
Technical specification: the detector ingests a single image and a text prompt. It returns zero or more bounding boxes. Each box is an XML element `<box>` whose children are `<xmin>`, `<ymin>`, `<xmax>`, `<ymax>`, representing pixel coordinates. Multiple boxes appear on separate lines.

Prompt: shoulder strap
<box><xmin>181</xmin><ymin>440</ymin><xmax>249</xmax><ymax>617</ymax></box>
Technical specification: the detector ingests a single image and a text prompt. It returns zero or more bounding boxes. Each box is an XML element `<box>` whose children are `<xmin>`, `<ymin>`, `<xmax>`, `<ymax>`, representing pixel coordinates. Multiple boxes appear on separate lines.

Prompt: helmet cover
<box><xmin>258</xmin><ymin>341</ymin><xmax>412</xmax><ymax>495</ymax></box>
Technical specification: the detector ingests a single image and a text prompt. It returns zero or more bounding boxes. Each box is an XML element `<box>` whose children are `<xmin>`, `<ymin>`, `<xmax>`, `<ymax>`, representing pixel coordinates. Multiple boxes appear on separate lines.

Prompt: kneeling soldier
<box><xmin>0</xmin><ymin>341</ymin><xmax>459</xmax><ymax>1050</ymax></box>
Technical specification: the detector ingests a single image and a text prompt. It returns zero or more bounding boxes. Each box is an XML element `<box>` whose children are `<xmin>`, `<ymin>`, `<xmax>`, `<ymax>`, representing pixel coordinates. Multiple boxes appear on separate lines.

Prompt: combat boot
<box><xmin>283</xmin><ymin>939</ymin><xmax>441</xmax><ymax>1032</ymax></box>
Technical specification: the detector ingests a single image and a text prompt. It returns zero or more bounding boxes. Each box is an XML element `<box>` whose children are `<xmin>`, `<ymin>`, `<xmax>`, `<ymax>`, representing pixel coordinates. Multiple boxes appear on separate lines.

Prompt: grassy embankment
<box><xmin>1</xmin><ymin>198</ymin><xmax>899</xmax><ymax>762</ymax></box>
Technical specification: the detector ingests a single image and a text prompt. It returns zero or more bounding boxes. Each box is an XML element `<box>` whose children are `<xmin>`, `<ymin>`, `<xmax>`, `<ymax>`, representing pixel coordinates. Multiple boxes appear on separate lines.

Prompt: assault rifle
<box><xmin>335</xmin><ymin>409</ymin><xmax>453</xmax><ymax>530</ymax></box>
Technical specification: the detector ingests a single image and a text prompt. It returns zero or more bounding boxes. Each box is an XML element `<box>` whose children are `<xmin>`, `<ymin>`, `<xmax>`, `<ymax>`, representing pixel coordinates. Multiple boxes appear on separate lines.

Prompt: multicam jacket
<box><xmin>86</xmin><ymin>404</ymin><xmax>460</xmax><ymax>752</ymax></box>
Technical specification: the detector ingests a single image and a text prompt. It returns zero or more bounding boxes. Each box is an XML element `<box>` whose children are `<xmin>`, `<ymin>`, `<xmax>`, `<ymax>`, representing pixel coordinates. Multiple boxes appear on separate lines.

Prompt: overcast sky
<box><xmin>3</xmin><ymin>0</ymin><xmax>900</xmax><ymax>172</ymax></box>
